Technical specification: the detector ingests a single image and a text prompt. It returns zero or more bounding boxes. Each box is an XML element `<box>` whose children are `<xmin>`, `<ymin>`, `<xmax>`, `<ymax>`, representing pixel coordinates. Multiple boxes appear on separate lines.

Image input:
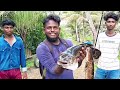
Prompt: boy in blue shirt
<box><xmin>0</xmin><ymin>19</ymin><xmax>27</xmax><ymax>79</ymax></box>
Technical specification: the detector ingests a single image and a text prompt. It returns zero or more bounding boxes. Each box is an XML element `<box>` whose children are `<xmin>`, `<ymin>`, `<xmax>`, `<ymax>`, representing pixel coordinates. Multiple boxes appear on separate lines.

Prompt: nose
<box><xmin>7</xmin><ymin>27</ymin><xmax>11</xmax><ymax>30</ymax></box>
<box><xmin>51</xmin><ymin>27</ymin><xmax>55</xmax><ymax>31</ymax></box>
<box><xmin>109</xmin><ymin>22</ymin><xmax>113</xmax><ymax>25</ymax></box>
<box><xmin>109</xmin><ymin>23</ymin><xmax>113</xmax><ymax>27</ymax></box>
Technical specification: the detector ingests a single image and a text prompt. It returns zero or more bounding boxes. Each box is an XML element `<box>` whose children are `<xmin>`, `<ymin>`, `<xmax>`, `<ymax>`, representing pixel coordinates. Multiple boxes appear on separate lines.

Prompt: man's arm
<box><xmin>20</xmin><ymin>39</ymin><xmax>27</xmax><ymax>79</ymax></box>
<box><xmin>36</xmin><ymin>44</ymin><xmax>64</xmax><ymax>75</ymax></box>
<box><xmin>20</xmin><ymin>40</ymin><xmax>27</xmax><ymax>72</ymax></box>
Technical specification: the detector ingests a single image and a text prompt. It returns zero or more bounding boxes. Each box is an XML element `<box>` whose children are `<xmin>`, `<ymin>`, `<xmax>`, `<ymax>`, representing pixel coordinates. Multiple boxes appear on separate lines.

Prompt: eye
<box><xmin>46</xmin><ymin>26</ymin><xmax>52</xmax><ymax>30</ymax></box>
<box><xmin>4</xmin><ymin>26</ymin><xmax>13</xmax><ymax>29</ymax></box>
<box><xmin>53</xmin><ymin>26</ymin><xmax>59</xmax><ymax>30</ymax></box>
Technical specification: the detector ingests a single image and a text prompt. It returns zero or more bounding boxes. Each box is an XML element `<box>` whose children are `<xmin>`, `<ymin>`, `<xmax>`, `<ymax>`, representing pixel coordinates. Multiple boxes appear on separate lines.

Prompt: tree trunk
<box><xmin>85</xmin><ymin>11</ymin><xmax>97</xmax><ymax>42</ymax></box>
<box><xmin>75</xmin><ymin>20</ymin><xmax>80</xmax><ymax>42</ymax></box>
<box><xmin>83</xmin><ymin>12</ymin><xmax>85</xmax><ymax>42</ymax></box>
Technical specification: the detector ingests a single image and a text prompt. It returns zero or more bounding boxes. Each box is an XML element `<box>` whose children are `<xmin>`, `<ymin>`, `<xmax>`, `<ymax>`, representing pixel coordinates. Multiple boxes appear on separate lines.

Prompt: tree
<box><xmin>12</xmin><ymin>11</ymin><xmax>46</xmax><ymax>55</ymax></box>
<box><xmin>85</xmin><ymin>11</ymin><xmax>97</xmax><ymax>43</ymax></box>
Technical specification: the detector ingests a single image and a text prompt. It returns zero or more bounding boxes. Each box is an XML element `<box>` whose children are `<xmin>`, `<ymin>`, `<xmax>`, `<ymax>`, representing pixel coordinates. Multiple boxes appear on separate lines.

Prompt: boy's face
<box><xmin>2</xmin><ymin>25</ymin><xmax>14</xmax><ymax>36</ymax></box>
<box><xmin>105</xmin><ymin>18</ymin><xmax>117</xmax><ymax>31</ymax></box>
<box><xmin>44</xmin><ymin>20</ymin><xmax>60</xmax><ymax>42</ymax></box>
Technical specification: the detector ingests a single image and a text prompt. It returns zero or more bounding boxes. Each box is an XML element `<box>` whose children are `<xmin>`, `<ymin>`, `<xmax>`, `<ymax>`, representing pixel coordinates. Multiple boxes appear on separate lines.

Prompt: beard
<box><xmin>46</xmin><ymin>35</ymin><xmax>59</xmax><ymax>42</ymax></box>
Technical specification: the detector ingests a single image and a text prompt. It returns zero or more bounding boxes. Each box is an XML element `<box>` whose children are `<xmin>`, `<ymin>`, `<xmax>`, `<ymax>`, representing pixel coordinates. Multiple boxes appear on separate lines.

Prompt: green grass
<box><xmin>26</xmin><ymin>59</ymin><xmax>34</xmax><ymax>69</ymax></box>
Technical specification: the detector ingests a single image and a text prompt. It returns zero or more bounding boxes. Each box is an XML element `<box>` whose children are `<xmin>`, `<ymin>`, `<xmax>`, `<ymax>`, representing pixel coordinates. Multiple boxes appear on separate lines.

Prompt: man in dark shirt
<box><xmin>36</xmin><ymin>14</ymin><xmax>86</xmax><ymax>79</ymax></box>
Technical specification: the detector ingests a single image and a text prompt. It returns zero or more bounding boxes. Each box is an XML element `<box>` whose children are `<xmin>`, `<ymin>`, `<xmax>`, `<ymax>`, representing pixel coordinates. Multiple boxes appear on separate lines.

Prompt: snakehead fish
<box><xmin>58</xmin><ymin>42</ymin><xmax>101</xmax><ymax>64</ymax></box>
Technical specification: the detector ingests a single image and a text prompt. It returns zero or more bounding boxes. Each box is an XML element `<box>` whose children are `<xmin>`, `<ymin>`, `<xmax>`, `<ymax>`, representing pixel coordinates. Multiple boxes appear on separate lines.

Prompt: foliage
<box><xmin>0</xmin><ymin>11</ymin><xmax>14</xmax><ymax>22</ymax></box>
<box><xmin>12</xmin><ymin>11</ymin><xmax>46</xmax><ymax>54</ymax></box>
<box><xmin>0</xmin><ymin>30</ymin><xmax>2</xmax><ymax>36</ymax></box>
<box><xmin>61</xmin><ymin>11</ymin><xmax>103</xmax><ymax>44</ymax></box>
<box><xmin>26</xmin><ymin>23</ymin><xmax>45</xmax><ymax>54</ymax></box>
<box><xmin>0</xmin><ymin>11</ymin><xmax>46</xmax><ymax>55</ymax></box>
<box><xmin>26</xmin><ymin>59</ymin><xmax>34</xmax><ymax>69</ymax></box>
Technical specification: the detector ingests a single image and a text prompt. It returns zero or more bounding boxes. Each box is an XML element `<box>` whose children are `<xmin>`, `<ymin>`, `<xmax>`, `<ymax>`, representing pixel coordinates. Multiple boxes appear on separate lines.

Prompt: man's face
<box><xmin>44</xmin><ymin>20</ymin><xmax>60</xmax><ymax>42</ymax></box>
<box><xmin>2</xmin><ymin>25</ymin><xmax>14</xmax><ymax>36</ymax></box>
<box><xmin>105</xmin><ymin>18</ymin><xmax>117</xmax><ymax>31</ymax></box>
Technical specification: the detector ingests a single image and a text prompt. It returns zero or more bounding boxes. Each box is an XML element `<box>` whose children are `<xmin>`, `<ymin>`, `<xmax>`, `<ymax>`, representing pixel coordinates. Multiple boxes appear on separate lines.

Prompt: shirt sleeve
<box><xmin>20</xmin><ymin>38</ymin><xmax>27</xmax><ymax>72</ymax></box>
<box><xmin>66</xmin><ymin>39</ymin><xmax>73</xmax><ymax>47</ymax></box>
<box><xmin>36</xmin><ymin>43</ymin><xmax>58</xmax><ymax>75</ymax></box>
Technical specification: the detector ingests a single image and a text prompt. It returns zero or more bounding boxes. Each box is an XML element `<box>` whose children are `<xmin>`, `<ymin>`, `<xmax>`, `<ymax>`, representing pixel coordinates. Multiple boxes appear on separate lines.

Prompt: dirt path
<box><xmin>27</xmin><ymin>67</ymin><xmax>42</xmax><ymax>79</ymax></box>
<box><xmin>27</xmin><ymin>59</ymin><xmax>86</xmax><ymax>79</ymax></box>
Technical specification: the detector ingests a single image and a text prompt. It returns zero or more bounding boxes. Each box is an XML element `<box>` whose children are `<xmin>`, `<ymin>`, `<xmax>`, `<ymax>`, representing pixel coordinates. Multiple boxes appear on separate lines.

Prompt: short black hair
<box><xmin>104</xmin><ymin>12</ymin><xmax>119</xmax><ymax>21</ymax></box>
<box><xmin>43</xmin><ymin>14</ymin><xmax>61</xmax><ymax>27</ymax></box>
<box><xmin>1</xmin><ymin>19</ymin><xmax>16</xmax><ymax>27</ymax></box>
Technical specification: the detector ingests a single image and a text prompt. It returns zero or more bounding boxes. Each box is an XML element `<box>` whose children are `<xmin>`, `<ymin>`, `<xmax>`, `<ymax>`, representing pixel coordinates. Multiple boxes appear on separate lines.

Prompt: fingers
<box><xmin>80</xmin><ymin>47</ymin><xmax>86</xmax><ymax>58</ymax></box>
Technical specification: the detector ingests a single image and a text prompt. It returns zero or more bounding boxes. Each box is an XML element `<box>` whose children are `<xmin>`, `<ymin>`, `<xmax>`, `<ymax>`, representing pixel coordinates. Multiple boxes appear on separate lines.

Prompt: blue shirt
<box><xmin>0</xmin><ymin>34</ymin><xmax>27</xmax><ymax>72</ymax></box>
<box><xmin>36</xmin><ymin>39</ymin><xmax>74</xmax><ymax>79</ymax></box>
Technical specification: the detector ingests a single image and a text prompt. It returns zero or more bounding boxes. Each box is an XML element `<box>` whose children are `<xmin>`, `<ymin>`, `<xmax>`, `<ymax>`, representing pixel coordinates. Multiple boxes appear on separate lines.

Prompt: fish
<box><xmin>58</xmin><ymin>43</ymin><xmax>101</xmax><ymax>65</ymax></box>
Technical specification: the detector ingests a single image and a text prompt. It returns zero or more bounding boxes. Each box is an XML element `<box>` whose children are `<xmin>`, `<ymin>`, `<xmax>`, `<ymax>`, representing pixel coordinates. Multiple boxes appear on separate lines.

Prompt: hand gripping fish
<box><xmin>57</xmin><ymin>41</ymin><xmax>101</xmax><ymax>70</ymax></box>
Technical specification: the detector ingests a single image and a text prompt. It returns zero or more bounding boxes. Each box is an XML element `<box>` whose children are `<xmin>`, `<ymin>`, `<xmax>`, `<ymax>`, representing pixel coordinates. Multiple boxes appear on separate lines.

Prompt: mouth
<box><xmin>6</xmin><ymin>32</ymin><xmax>12</xmax><ymax>34</ymax></box>
<box><xmin>49</xmin><ymin>33</ymin><xmax>57</xmax><ymax>38</ymax></box>
<box><xmin>108</xmin><ymin>26</ymin><xmax>113</xmax><ymax>28</ymax></box>
<box><xmin>50</xmin><ymin>33</ymin><xmax>56</xmax><ymax>36</ymax></box>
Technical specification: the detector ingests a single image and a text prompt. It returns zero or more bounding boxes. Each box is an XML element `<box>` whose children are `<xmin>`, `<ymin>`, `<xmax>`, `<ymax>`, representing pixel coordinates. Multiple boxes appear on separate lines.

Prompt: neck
<box><xmin>106</xmin><ymin>30</ymin><xmax>116</xmax><ymax>37</ymax></box>
<box><xmin>52</xmin><ymin>39</ymin><xmax>60</xmax><ymax>45</ymax></box>
<box><xmin>4</xmin><ymin>34</ymin><xmax>14</xmax><ymax>39</ymax></box>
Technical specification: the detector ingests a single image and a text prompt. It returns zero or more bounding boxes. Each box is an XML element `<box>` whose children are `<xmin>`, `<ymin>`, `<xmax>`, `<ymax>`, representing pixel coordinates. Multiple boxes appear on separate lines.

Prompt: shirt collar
<box><xmin>1</xmin><ymin>34</ymin><xmax>20</xmax><ymax>41</ymax></box>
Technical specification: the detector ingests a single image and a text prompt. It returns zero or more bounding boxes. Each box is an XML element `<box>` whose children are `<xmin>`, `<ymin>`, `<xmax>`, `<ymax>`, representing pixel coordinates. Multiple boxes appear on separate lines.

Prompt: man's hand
<box><xmin>57</xmin><ymin>59</ymin><xmax>78</xmax><ymax>70</ymax></box>
<box><xmin>22</xmin><ymin>71</ymin><xmax>28</xmax><ymax>79</ymax></box>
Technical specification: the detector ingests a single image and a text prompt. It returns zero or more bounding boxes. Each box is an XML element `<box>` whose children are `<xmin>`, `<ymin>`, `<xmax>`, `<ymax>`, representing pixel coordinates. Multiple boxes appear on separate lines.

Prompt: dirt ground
<box><xmin>27</xmin><ymin>60</ymin><xmax>86</xmax><ymax>79</ymax></box>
